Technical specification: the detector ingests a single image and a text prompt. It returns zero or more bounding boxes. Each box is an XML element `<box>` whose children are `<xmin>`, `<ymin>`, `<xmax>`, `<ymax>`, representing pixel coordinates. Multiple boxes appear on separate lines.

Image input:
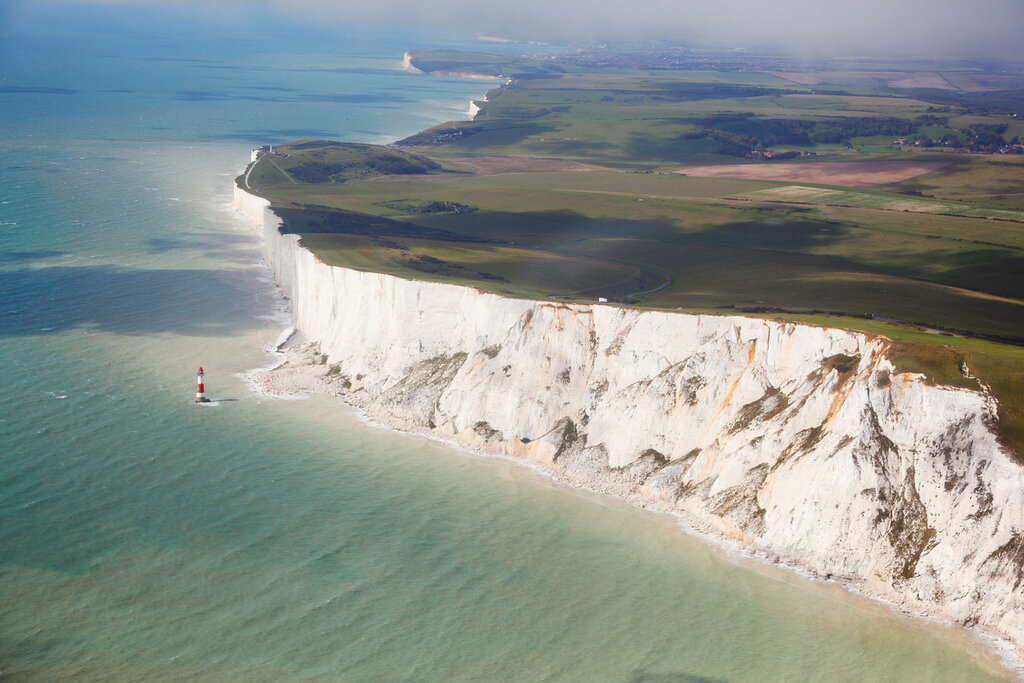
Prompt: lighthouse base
<box><xmin>195</xmin><ymin>397</ymin><xmax>211</xmax><ymax>403</ymax></box>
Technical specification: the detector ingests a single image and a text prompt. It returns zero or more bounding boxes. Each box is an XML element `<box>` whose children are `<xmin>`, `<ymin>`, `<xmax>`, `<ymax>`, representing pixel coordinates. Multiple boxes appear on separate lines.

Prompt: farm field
<box><xmin>677</xmin><ymin>160</ymin><xmax>951</xmax><ymax>187</ymax></box>
<box><xmin>243</xmin><ymin>53</ymin><xmax>1024</xmax><ymax>453</ymax></box>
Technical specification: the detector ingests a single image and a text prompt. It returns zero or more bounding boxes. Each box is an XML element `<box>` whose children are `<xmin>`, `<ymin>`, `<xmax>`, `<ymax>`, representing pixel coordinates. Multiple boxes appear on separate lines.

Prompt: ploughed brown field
<box><xmin>676</xmin><ymin>160</ymin><xmax>950</xmax><ymax>188</ymax></box>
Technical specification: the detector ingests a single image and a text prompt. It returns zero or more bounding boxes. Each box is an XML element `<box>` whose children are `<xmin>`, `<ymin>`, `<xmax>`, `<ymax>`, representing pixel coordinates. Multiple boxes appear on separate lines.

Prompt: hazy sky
<box><xmin>8</xmin><ymin>0</ymin><xmax>1024</xmax><ymax>59</ymax></box>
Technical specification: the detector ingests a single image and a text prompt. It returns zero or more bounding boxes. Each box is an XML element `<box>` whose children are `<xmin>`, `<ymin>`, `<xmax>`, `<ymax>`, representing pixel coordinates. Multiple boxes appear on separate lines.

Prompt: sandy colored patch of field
<box><xmin>736</xmin><ymin>184</ymin><xmax>1024</xmax><ymax>221</ymax></box>
<box><xmin>767</xmin><ymin>71</ymin><xmax>956</xmax><ymax>90</ymax></box>
<box><xmin>940</xmin><ymin>73</ymin><xmax>1022</xmax><ymax>93</ymax></box>
<box><xmin>448</xmin><ymin>156</ymin><xmax>595</xmax><ymax>175</ymax></box>
<box><xmin>887</xmin><ymin>72</ymin><xmax>957</xmax><ymax>89</ymax></box>
<box><xmin>766</xmin><ymin>71</ymin><xmax>827</xmax><ymax>85</ymax></box>
<box><xmin>676</xmin><ymin>160</ymin><xmax>950</xmax><ymax>188</ymax></box>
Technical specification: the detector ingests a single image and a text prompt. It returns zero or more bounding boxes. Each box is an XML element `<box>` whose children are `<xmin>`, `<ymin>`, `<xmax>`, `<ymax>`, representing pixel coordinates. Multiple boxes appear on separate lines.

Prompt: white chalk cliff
<box><xmin>234</xmin><ymin>183</ymin><xmax>1024</xmax><ymax>666</ymax></box>
<box><xmin>401</xmin><ymin>52</ymin><xmax>424</xmax><ymax>74</ymax></box>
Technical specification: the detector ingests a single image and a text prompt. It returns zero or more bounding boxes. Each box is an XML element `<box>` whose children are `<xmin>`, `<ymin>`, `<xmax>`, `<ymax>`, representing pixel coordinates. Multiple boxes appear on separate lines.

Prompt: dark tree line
<box><xmin>676</xmin><ymin>113</ymin><xmax>1023</xmax><ymax>157</ymax></box>
<box><xmin>680</xmin><ymin>113</ymin><xmax>948</xmax><ymax>156</ymax></box>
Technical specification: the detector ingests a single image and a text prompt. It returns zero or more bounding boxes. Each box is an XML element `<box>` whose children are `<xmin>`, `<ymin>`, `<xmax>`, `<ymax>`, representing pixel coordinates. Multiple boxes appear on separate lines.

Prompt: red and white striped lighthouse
<box><xmin>195</xmin><ymin>367</ymin><xmax>210</xmax><ymax>403</ymax></box>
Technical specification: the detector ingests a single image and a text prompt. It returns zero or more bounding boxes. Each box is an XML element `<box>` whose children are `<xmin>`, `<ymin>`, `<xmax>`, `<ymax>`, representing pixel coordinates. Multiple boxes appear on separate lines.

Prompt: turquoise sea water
<box><xmin>0</xmin><ymin>5</ymin><xmax>1014</xmax><ymax>681</ymax></box>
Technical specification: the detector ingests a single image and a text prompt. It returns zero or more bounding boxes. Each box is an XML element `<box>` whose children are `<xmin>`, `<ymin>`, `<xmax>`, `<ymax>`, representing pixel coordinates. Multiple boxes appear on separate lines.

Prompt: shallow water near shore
<box><xmin>0</xmin><ymin>5</ymin><xmax>1015</xmax><ymax>680</ymax></box>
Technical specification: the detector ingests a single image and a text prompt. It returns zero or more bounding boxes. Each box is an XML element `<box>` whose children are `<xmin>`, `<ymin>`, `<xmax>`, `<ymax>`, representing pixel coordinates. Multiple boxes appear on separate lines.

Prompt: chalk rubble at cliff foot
<box><xmin>234</xmin><ymin>183</ymin><xmax>1024</xmax><ymax>668</ymax></box>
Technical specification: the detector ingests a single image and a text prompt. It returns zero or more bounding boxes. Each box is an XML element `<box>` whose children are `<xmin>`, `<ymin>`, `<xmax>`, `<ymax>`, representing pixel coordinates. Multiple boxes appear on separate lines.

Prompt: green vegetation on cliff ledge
<box><xmin>244</xmin><ymin>52</ymin><xmax>1024</xmax><ymax>457</ymax></box>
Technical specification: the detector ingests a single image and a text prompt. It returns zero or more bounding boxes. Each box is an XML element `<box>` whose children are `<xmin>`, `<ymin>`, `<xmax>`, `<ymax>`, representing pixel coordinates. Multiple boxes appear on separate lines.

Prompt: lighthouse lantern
<box><xmin>195</xmin><ymin>367</ymin><xmax>210</xmax><ymax>403</ymax></box>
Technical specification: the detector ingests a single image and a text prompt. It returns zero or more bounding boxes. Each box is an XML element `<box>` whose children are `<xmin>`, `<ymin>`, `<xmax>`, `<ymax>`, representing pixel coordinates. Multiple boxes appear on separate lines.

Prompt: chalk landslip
<box><xmin>234</xmin><ymin>183</ymin><xmax>1024</xmax><ymax>666</ymax></box>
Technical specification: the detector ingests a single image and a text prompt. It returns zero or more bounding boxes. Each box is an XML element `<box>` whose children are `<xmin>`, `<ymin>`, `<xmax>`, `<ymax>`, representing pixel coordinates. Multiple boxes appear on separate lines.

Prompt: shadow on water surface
<box><xmin>0</xmin><ymin>265</ymin><xmax>263</xmax><ymax>337</ymax></box>
<box><xmin>175</xmin><ymin>90</ymin><xmax>410</xmax><ymax>104</ymax></box>
<box><xmin>143</xmin><ymin>232</ymin><xmax>264</xmax><ymax>263</ymax></box>
<box><xmin>0</xmin><ymin>86</ymin><xmax>78</xmax><ymax>95</ymax></box>
<box><xmin>631</xmin><ymin>673</ymin><xmax>728</xmax><ymax>683</ymax></box>
<box><xmin>204</xmin><ymin>129</ymin><xmax>347</xmax><ymax>144</ymax></box>
<box><xmin>0</xmin><ymin>251</ymin><xmax>69</xmax><ymax>263</ymax></box>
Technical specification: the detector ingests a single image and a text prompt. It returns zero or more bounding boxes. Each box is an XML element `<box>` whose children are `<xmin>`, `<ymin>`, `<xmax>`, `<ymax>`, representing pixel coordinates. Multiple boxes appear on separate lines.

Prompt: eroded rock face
<box><xmin>235</xmin><ymin>184</ymin><xmax>1024</xmax><ymax>662</ymax></box>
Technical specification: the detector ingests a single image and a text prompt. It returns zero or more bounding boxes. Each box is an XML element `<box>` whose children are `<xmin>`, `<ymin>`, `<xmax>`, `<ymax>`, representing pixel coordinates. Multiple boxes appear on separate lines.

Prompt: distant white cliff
<box><xmin>401</xmin><ymin>51</ymin><xmax>424</xmax><ymax>74</ymax></box>
<box><xmin>234</xmin><ymin>182</ymin><xmax>1024</xmax><ymax>670</ymax></box>
<box><xmin>400</xmin><ymin>51</ymin><xmax>506</xmax><ymax>81</ymax></box>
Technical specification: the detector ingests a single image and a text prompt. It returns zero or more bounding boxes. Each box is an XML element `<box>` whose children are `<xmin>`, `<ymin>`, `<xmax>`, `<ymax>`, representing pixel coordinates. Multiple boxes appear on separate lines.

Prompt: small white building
<box><xmin>250</xmin><ymin>145</ymin><xmax>275</xmax><ymax>163</ymax></box>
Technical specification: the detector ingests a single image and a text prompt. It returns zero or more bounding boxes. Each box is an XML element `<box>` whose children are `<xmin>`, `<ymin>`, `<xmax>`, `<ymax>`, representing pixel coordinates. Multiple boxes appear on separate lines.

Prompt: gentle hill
<box><xmin>405</xmin><ymin>49</ymin><xmax>568</xmax><ymax>80</ymax></box>
<box><xmin>243</xmin><ymin>141</ymin><xmax>440</xmax><ymax>190</ymax></box>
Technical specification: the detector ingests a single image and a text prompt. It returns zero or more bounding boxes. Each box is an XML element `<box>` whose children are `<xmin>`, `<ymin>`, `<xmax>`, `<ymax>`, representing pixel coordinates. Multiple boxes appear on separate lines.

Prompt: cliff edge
<box><xmin>234</xmin><ymin>183</ymin><xmax>1024</xmax><ymax>669</ymax></box>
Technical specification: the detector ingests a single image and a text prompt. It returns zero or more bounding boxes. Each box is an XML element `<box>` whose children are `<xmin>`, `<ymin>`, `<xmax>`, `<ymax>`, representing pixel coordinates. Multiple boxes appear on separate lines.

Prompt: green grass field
<box><xmin>734</xmin><ymin>183</ymin><xmax>1024</xmax><ymax>221</ymax></box>
<box><xmin>244</xmin><ymin>58</ymin><xmax>1024</xmax><ymax>456</ymax></box>
<box><xmin>299</xmin><ymin>234</ymin><xmax>665</xmax><ymax>300</ymax></box>
<box><xmin>244</xmin><ymin>141</ymin><xmax>439</xmax><ymax>190</ymax></box>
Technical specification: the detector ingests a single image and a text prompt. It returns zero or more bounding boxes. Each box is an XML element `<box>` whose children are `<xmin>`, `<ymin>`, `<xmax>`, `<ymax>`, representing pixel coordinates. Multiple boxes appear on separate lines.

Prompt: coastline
<box><xmin>230</xmin><ymin>60</ymin><xmax>1024</xmax><ymax>679</ymax></box>
<box><xmin>402</xmin><ymin>51</ymin><xmax>511</xmax><ymax>82</ymax></box>
<box><xmin>232</xmin><ymin>179</ymin><xmax>1024</xmax><ymax>679</ymax></box>
<box><xmin>249</xmin><ymin>342</ymin><xmax>1021</xmax><ymax>680</ymax></box>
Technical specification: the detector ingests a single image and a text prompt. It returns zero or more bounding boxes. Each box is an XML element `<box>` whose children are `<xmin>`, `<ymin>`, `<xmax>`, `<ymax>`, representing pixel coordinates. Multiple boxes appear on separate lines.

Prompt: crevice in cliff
<box><xmin>604</xmin><ymin>319</ymin><xmax>635</xmax><ymax>356</ymax></box>
<box><xmin>728</xmin><ymin>387</ymin><xmax>789</xmax><ymax>434</ymax></box>
<box><xmin>552</xmin><ymin>417</ymin><xmax>580</xmax><ymax>462</ymax></box>
<box><xmin>888</xmin><ymin>466</ymin><xmax>937</xmax><ymax>584</ymax></box>
<box><xmin>709</xmin><ymin>340</ymin><xmax>758</xmax><ymax>426</ymax></box>
<box><xmin>982</xmin><ymin>532</ymin><xmax>1024</xmax><ymax>590</ymax></box>
<box><xmin>708</xmin><ymin>463</ymin><xmax>770</xmax><ymax>537</ymax></box>
<box><xmin>374</xmin><ymin>352</ymin><xmax>468</xmax><ymax>426</ymax></box>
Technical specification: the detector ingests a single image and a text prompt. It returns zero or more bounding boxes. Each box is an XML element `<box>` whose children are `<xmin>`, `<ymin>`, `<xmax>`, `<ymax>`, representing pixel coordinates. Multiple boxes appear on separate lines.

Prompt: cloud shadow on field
<box><xmin>0</xmin><ymin>265</ymin><xmax>263</xmax><ymax>337</ymax></box>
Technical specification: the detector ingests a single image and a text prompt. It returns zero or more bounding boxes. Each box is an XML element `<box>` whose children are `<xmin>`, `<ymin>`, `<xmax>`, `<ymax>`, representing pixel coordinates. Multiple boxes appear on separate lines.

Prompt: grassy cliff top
<box><xmin>243</xmin><ymin>141</ymin><xmax>439</xmax><ymax>189</ymax></box>
<box><xmin>244</xmin><ymin>55</ymin><xmax>1024</xmax><ymax>457</ymax></box>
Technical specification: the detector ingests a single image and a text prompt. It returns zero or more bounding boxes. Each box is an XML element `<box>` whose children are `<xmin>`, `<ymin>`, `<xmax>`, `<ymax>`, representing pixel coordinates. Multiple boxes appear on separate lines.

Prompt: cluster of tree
<box><xmin>397</xmin><ymin>126</ymin><xmax>477</xmax><ymax>146</ymax></box>
<box><xmin>898</xmin><ymin>124</ymin><xmax>1020</xmax><ymax>153</ymax></box>
<box><xmin>680</xmin><ymin>113</ymin><xmax>938</xmax><ymax>157</ymax></box>
<box><xmin>965</xmin><ymin>123</ymin><xmax>1011</xmax><ymax>151</ymax></box>
<box><xmin>896</xmin><ymin>88</ymin><xmax>1024</xmax><ymax>116</ymax></box>
<box><xmin>375</xmin><ymin>199</ymin><xmax>477</xmax><ymax>214</ymax></box>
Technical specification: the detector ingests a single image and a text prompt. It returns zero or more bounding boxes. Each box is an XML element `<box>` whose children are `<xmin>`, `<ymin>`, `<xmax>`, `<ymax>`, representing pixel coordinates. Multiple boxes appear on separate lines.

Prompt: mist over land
<box><xmin>5</xmin><ymin>0</ymin><xmax>1024</xmax><ymax>60</ymax></box>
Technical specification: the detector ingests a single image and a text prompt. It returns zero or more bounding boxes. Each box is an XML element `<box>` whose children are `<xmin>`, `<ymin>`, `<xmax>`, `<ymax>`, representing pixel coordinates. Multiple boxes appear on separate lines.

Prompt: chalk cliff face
<box><xmin>235</xmin><ymin>184</ymin><xmax>1024</xmax><ymax>662</ymax></box>
<box><xmin>401</xmin><ymin>52</ymin><xmax>424</xmax><ymax>74</ymax></box>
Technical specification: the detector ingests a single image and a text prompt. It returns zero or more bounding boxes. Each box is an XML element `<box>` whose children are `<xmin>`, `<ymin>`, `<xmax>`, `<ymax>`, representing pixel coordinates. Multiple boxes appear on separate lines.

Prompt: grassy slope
<box><xmin>406</xmin><ymin>49</ymin><xmax>567</xmax><ymax>79</ymax></box>
<box><xmin>246</xmin><ymin>58</ymin><xmax>1024</xmax><ymax>457</ymax></box>
<box><xmin>245</xmin><ymin>141</ymin><xmax>438</xmax><ymax>189</ymax></box>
